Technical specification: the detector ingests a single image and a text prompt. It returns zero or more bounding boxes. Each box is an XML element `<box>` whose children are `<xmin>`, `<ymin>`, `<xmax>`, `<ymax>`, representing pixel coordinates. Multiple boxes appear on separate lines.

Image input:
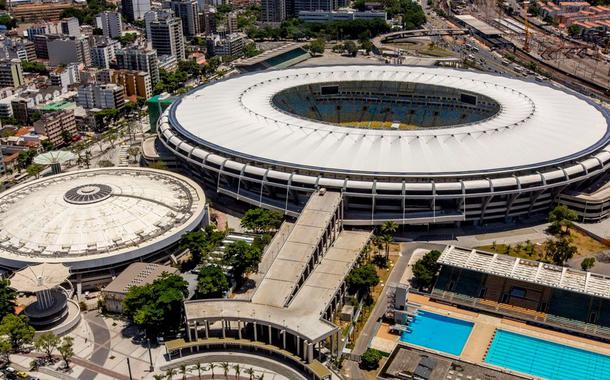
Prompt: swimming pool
<box><xmin>400</xmin><ymin>310</ymin><xmax>473</xmax><ymax>356</ymax></box>
<box><xmin>485</xmin><ymin>330</ymin><xmax>610</xmax><ymax>380</ymax></box>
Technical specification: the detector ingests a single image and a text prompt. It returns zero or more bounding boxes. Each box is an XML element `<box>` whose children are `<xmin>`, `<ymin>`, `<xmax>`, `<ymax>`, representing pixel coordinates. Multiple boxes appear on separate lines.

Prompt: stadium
<box><xmin>0</xmin><ymin>167</ymin><xmax>208</xmax><ymax>288</ymax></box>
<box><xmin>158</xmin><ymin>65</ymin><xmax>610</xmax><ymax>225</ymax></box>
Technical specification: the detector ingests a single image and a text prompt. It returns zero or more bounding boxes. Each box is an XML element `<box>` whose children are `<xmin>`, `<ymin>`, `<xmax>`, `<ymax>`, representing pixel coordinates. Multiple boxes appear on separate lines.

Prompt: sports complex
<box><xmin>158</xmin><ymin>65</ymin><xmax>610</xmax><ymax>225</ymax></box>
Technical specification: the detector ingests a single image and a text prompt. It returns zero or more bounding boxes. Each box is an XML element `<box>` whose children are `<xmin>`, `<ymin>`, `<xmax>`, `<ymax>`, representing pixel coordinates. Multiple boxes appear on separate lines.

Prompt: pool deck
<box><xmin>371</xmin><ymin>293</ymin><xmax>610</xmax><ymax>365</ymax></box>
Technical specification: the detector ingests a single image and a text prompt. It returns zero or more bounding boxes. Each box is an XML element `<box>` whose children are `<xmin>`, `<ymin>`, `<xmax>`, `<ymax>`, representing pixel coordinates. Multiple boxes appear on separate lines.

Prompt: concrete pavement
<box><xmin>343</xmin><ymin>243</ymin><xmax>446</xmax><ymax>380</ymax></box>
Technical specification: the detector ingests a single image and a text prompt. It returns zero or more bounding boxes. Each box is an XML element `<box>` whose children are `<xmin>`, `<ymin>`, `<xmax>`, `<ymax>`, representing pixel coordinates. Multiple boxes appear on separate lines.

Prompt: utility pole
<box><xmin>127</xmin><ymin>357</ymin><xmax>133</xmax><ymax>380</ymax></box>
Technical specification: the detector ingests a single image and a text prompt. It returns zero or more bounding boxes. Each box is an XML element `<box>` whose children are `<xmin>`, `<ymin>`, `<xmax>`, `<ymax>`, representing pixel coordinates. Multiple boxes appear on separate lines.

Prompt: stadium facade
<box><xmin>158</xmin><ymin>66</ymin><xmax>610</xmax><ymax>225</ymax></box>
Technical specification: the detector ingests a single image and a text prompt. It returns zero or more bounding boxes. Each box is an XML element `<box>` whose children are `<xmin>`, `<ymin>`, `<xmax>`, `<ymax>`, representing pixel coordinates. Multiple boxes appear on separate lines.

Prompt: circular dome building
<box><xmin>158</xmin><ymin>65</ymin><xmax>610</xmax><ymax>225</ymax></box>
<box><xmin>0</xmin><ymin>168</ymin><xmax>207</xmax><ymax>287</ymax></box>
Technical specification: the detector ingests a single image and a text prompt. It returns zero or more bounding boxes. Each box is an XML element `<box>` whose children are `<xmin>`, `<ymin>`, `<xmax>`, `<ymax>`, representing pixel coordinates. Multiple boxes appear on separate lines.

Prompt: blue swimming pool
<box><xmin>486</xmin><ymin>330</ymin><xmax>610</xmax><ymax>380</ymax></box>
<box><xmin>400</xmin><ymin>310</ymin><xmax>473</xmax><ymax>356</ymax></box>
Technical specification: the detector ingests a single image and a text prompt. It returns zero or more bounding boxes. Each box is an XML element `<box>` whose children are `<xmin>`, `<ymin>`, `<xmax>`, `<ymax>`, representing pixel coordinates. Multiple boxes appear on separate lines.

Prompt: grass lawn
<box><xmin>476</xmin><ymin>229</ymin><xmax>607</xmax><ymax>263</ymax></box>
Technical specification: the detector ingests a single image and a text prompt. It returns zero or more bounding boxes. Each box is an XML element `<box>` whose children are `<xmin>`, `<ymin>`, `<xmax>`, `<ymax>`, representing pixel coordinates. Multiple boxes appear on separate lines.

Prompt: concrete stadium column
<box><xmin>186</xmin><ymin>322</ymin><xmax>192</xmax><ymax>341</ymax></box>
<box><xmin>282</xmin><ymin>330</ymin><xmax>286</xmax><ymax>349</ymax></box>
<box><xmin>336</xmin><ymin>332</ymin><xmax>341</xmax><ymax>358</ymax></box>
<box><xmin>238</xmin><ymin>320</ymin><xmax>242</xmax><ymax>339</ymax></box>
<box><xmin>307</xmin><ymin>342</ymin><xmax>314</xmax><ymax>364</ymax></box>
<box><xmin>330</xmin><ymin>334</ymin><xmax>335</xmax><ymax>357</ymax></box>
<box><xmin>222</xmin><ymin>320</ymin><xmax>226</xmax><ymax>338</ymax></box>
<box><xmin>296</xmin><ymin>336</ymin><xmax>300</xmax><ymax>356</ymax></box>
<box><xmin>268</xmin><ymin>324</ymin><xmax>273</xmax><ymax>344</ymax></box>
<box><xmin>194</xmin><ymin>321</ymin><xmax>198</xmax><ymax>340</ymax></box>
<box><xmin>205</xmin><ymin>320</ymin><xmax>209</xmax><ymax>339</ymax></box>
<box><xmin>254</xmin><ymin>322</ymin><xmax>258</xmax><ymax>341</ymax></box>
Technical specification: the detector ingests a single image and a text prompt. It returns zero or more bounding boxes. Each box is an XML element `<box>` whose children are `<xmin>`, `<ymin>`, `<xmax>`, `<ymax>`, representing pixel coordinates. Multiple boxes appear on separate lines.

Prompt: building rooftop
<box><xmin>438</xmin><ymin>246</ymin><xmax>610</xmax><ymax>299</ymax></box>
<box><xmin>103</xmin><ymin>262</ymin><xmax>178</xmax><ymax>294</ymax></box>
<box><xmin>0</xmin><ymin>168</ymin><xmax>206</xmax><ymax>271</ymax></box>
<box><xmin>455</xmin><ymin>14</ymin><xmax>505</xmax><ymax>36</ymax></box>
<box><xmin>170</xmin><ymin>65</ymin><xmax>609</xmax><ymax>176</ymax></box>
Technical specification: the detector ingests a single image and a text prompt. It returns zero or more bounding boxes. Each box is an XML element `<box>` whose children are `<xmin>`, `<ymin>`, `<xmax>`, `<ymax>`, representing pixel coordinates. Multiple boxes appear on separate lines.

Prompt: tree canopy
<box><xmin>360</xmin><ymin>348</ymin><xmax>383</xmax><ymax>369</ymax></box>
<box><xmin>197</xmin><ymin>265</ymin><xmax>230</xmax><ymax>299</ymax></box>
<box><xmin>34</xmin><ymin>332</ymin><xmax>60</xmax><ymax>362</ymax></box>
<box><xmin>548</xmin><ymin>205</ymin><xmax>578</xmax><ymax>235</ymax></box>
<box><xmin>0</xmin><ymin>279</ymin><xmax>16</xmax><ymax>321</ymax></box>
<box><xmin>346</xmin><ymin>264</ymin><xmax>380</xmax><ymax>301</ymax></box>
<box><xmin>223</xmin><ymin>240</ymin><xmax>262</xmax><ymax>284</ymax></box>
<box><xmin>0</xmin><ymin>314</ymin><xmax>35</xmax><ymax>351</ymax></box>
<box><xmin>122</xmin><ymin>273</ymin><xmax>189</xmax><ymax>337</ymax></box>
<box><xmin>240</xmin><ymin>208</ymin><xmax>283</xmax><ymax>232</ymax></box>
<box><xmin>412</xmin><ymin>250</ymin><xmax>441</xmax><ymax>288</ymax></box>
<box><xmin>21</xmin><ymin>61</ymin><xmax>48</xmax><ymax>75</ymax></box>
<box><xmin>307</xmin><ymin>38</ymin><xmax>325</xmax><ymax>55</ymax></box>
<box><xmin>179</xmin><ymin>226</ymin><xmax>226</xmax><ymax>269</ymax></box>
<box><xmin>545</xmin><ymin>237</ymin><xmax>577</xmax><ymax>266</ymax></box>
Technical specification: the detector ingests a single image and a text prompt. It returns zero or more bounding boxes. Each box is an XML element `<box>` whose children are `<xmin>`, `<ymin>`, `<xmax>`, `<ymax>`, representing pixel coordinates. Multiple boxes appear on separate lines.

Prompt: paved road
<box><xmin>24</xmin><ymin>352</ymin><xmax>130</xmax><ymax>380</ymax></box>
<box><xmin>344</xmin><ymin>242</ymin><xmax>446</xmax><ymax>380</ymax></box>
<box><xmin>80</xmin><ymin>311</ymin><xmax>112</xmax><ymax>380</ymax></box>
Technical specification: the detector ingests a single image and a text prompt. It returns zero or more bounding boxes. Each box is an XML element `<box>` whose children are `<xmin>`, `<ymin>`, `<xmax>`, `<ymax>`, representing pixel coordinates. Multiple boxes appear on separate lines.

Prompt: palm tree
<box><xmin>209</xmin><ymin>362</ymin><xmax>217</xmax><ymax>379</ymax></box>
<box><xmin>179</xmin><ymin>364</ymin><xmax>189</xmax><ymax>380</ymax></box>
<box><xmin>257</xmin><ymin>374</ymin><xmax>264</xmax><ymax>380</ymax></box>
<box><xmin>380</xmin><ymin>234</ymin><xmax>393</xmax><ymax>258</ymax></box>
<box><xmin>221</xmin><ymin>362</ymin><xmax>230</xmax><ymax>378</ymax></box>
<box><xmin>244</xmin><ymin>368</ymin><xmax>255</xmax><ymax>380</ymax></box>
<box><xmin>153</xmin><ymin>374</ymin><xmax>165</xmax><ymax>380</ymax></box>
<box><xmin>232</xmin><ymin>364</ymin><xmax>241</xmax><ymax>379</ymax></box>
<box><xmin>372</xmin><ymin>235</ymin><xmax>383</xmax><ymax>255</ymax></box>
<box><xmin>166</xmin><ymin>368</ymin><xmax>177</xmax><ymax>380</ymax></box>
<box><xmin>380</xmin><ymin>221</ymin><xmax>398</xmax><ymax>235</ymax></box>
<box><xmin>194</xmin><ymin>362</ymin><xmax>206</xmax><ymax>379</ymax></box>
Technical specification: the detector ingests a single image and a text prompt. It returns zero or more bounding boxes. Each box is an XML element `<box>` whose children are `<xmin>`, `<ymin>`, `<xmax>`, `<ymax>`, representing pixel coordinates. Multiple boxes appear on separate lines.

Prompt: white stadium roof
<box><xmin>0</xmin><ymin>168</ymin><xmax>206</xmax><ymax>270</ymax></box>
<box><xmin>170</xmin><ymin>66</ymin><xmax>609</xmax><ymax>176</ymax></box>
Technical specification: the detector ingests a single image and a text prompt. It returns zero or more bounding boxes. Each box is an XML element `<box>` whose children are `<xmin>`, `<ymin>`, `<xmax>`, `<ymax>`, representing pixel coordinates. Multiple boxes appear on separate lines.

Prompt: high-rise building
<box><xmin>47</xmin><ymin>36</ymin><xmax>91</xmax><ymax>66</ymax></box>
<box><xmin>261</xmin><ymin>0</ymin><xmax>286</xmax><ymax>23</ymax></box>
<box><xmin>121</xmin><ymin>0</ymin><xmax>151</xmax><ymax>21</ymax></box>
<box><xmin>168</xmin><ymin>0</ymin><xmax>200</xmax><ymax>36</ymax></box>
<box><xmin>77</xmin><ymin>83</ymin><xmax>125</xmax><ymax>109</ymax></box>
<box><xmin>49</xmin><ymin>63</ymin><xmax>80</xmax><ymax>90</ymax></box>
<box><xmin>145</xmin><ymin>10</ymin><xmax>185</xmax><ymax>61</ymax></box>
<box><xmin>0</xmin><ymin>60</ymin><xmax>24</xmax><ymax>88</ymax></box>
<box><xmin>96</xmin><ymin>11</ymin><xmax>123</xmax><ymax>39</ymax></box>
<box><xmin>292</xmin><ymin>0</ymin><xmax>335</xmax><ymax>15</ymax></box>
<box><xmin>111</xmin><ymin>70</ymin><xmax>152</xmax><ymax>99</ymax></box>
<box><xmin>206</xmin><ymin>33</ymin><xmax>245</xmax><ymax>57</ymax></box>
<box><xmin>90</xmin><ymin>40</ymin><xmax>120</xmax><ymax>69</ymax></box>
<box><xmin>60</xmin><ymin>17</ymin><xmax>81</xmax><ymax>37</ymax></box>
<box><xmin>33</xmin><ymin>110</ymin><xmax>78</xmax><ymax>147</ymax></box>
<box><xmin>115</xmin><ymin>47</ymin><xmax>160</xmax><ymax>85</ymax></box>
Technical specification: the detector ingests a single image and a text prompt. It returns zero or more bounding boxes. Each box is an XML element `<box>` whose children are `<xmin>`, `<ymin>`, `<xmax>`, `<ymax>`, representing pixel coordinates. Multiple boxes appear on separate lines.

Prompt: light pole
<box><xmin>148</xmin><ymin>337</ymin><xmax>154</xmax><ymax>372</ymax></box>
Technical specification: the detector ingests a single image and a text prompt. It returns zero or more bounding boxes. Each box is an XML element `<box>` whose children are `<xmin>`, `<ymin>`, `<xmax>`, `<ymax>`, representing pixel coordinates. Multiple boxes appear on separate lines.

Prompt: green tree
<box><xmin>412</xmin><ymin>250</ymin><xmax>441</xmax><ymax>288</ymax></box>
<box><xmin>17</xmin><ymin>149</ymin><xmax>36</xmax><ymax>169</ymax></box>
<box><xmin>568</xmin><ymin>24</ymin><xmax>582</xmax><ymax>37</ymax></box>
<box><xmin>179</xmin><ymin>230</ymin><xmax>209</xmax><ymax>264</ymax></box>
<box><xmin>21</xmin><ymin>61</ymin><xmax>48</xmax><ymax>75</ymax></box>
<box><xmin>233</xmin><ymin>364</ymin><xmax>241</xmax><ymax>379</ymax></box>
<box><xmin>117</xmin><ymin>32</ymin><xmax>138</xmax><ymax>45</ymax></box>
<box><xmin>193</xmin><ymin>362</ymin><xmax>206</xmax><ymax>379</ymax></box>
<box><xmin>0</xmin><ymin>279</ymin><xmax>16</xmax><ymax>320</ymax></box>
<box><xmin>209</xmin><ymin>362</ymin><xmax>217</xmax><ymax>379</ymax></box>
<box><xmin>58</xmin><ymin>336</ymin><xmax>74</xmax><ymax>366</ymax></box>
<box><xmin>545</xmin><ymin>237</ymin><xmax>577</xmax><ymax>266</ymax></box>
<box><xmin>346</xmin><ymin>264</ymin><xmax>379</xmax><ymax>301</ymax></box>
<box><xmin>179</xmin><ymin>363</ymin><xmax>189</xmax><ymax>380</ymax></box>
<box><xmin>0</xmin><ymin>314</ymin><xmax>35</xmax><ymax>352</ymax></box>
<box><xmin>122</xmin><ymin>273</ymin><xmax>189</xmax><ymax>338</ymax></box>
<box><xmin>0</xmin><ymin>14</ymin><xmax>16</xmax><ymax>30</ymax></box>
<box><xmin>343</xmin><ymin>40</ymin><xmax>358</xmax><ymax>56</ymax></box>
<box><xmin>308</xmin><ymin>38</ymin><xmax>325</xmax><ymax>55</ymax></box>
<box><xmin>360</xmin><ymin>348</ymin><xmax>383</xmax><ymax>369</ymax></box>
<box><xmin>41</xmin><ymin>139</ymin><xmax>54</xmax><ymax>152</ymax></box>
<box><xmin>245</xmin><ymin>367</ymin><xmax>255</xmax><ymax>380</ymax></box>
<box><xmin>240</xmin><ymin>208</ymin><xmax>283</xmax><ymax>232</ymax></box>
<box><xmin>33</xmin><ymin>332</ymin><xmax>60</xmax><ymax>362</ymax></box>
<box><xmin>223</xmin><ymin>241</ymin><xmax>262</xmax><ymax>284</ymax></box>
<box><xmin>26</xmin><ymin>164</ymin><xmax>43</xmax><ymax>178</ymax></box>
<box><xmin>0</xmin><ymin>337</ymin><xmax>10</xmax><ymax>364</ymax></box>
<box><xmin>548</xmin><ymin>205</ymin><xmax>578</xmax><ymax>235</ymax></box>
<box><xmin>221</xmin><ymin>362</ymin><xmax>230</xmax><ymax>378</ymax></box>
<box><xmin>359</xmin><ymin>38</ymin><xmax>374</xmax><ymax>54</ymax></box>
<box><xmin>581</xmin><ymin>257</ymin><xmax>596</xmax><ymax>271</ymax></box>
<box><xmin>97</xmin><ymin>160</ymin><xmax>114</xmax><ymax>168</ymax></box>
<box><xmin>244</xmin><ymin>42</ymin><xmax>261</xmax><ymax>58</ymax></box>
<box><xmin>197</xmin><ymin>265</ymin><xmax>230</xmax><ymax>299</ymax></box>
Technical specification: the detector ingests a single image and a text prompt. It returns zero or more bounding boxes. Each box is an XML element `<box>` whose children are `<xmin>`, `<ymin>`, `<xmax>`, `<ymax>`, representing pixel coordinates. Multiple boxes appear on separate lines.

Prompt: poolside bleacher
<box><xmin>431</xmin><ymin>245</ymin><xmax>610</xmax><ymax>342</ymax></box>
